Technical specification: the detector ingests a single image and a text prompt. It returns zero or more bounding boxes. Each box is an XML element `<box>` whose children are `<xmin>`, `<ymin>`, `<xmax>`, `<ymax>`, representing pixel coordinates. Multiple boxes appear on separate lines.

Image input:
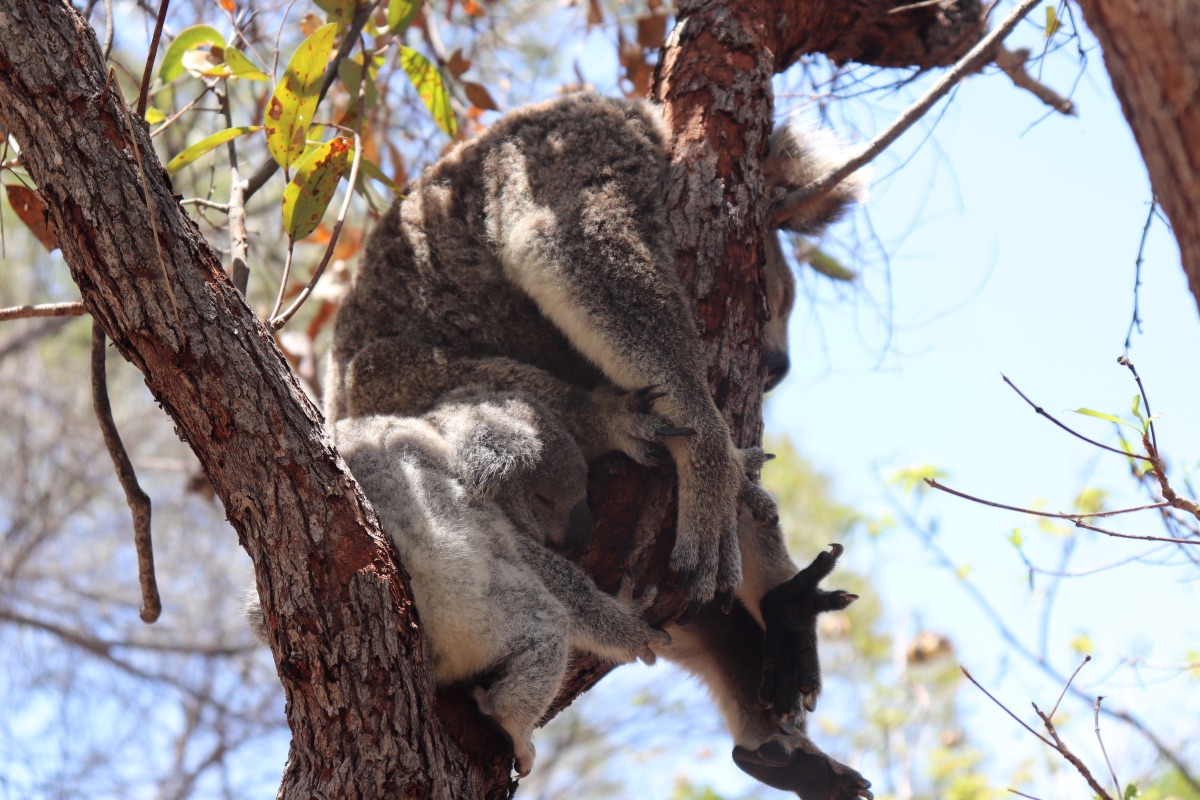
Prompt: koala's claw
<box><xmin>675</xmin><ymin>599</ymin><xmax>703</xmax><ymax>625</ymax></box>
<box><xmin>657</xmin><ymin>425</ymin><xmax>696</xmax><ymax>438</ymax></box>
<box><xmin>631</xmin><ymin>384</ymin><xmax>668</xmax><ymax>408</ymax></box>
<box><xmin>759</xmin><ymin>544</ymin><xmax>856</xmax><ymax>722</ymax></box>
<box><xmin>732</xmin><ymin>742</ymin><xmax>873</xmax><ymax>800</ymax></box>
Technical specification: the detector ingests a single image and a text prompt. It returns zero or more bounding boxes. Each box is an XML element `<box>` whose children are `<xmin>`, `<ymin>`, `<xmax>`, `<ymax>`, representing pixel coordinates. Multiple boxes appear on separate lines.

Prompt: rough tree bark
<box><xmin>0</xmin><ymin>0</ymin><xmax>981</xmax><ymax>796</ymax></box>
<box><xmin>1076</xmin><ymin>0</ymin><xmax>1200</xmax><ymax>319</ymax></box>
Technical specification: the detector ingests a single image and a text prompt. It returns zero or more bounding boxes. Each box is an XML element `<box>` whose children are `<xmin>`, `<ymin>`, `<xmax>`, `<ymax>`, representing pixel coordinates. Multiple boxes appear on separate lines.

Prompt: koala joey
<box><xmin>248</xmin><ymin>390</ymin><xmax>670</xmax><ymax>777</ymax></box>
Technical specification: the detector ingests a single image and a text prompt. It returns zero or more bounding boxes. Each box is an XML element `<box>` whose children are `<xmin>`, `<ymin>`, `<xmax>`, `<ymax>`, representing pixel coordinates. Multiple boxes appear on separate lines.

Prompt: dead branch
<box><xmin>1001</xmin><ymin>374</ymin><xmax>1150</xmax><ymax>460</ymax></box>
<box><xmin>90</xmin><ymin>322</ymin><xmax>161</xmax><ymax>623</ymax></box>
<box><xmin>994</xmin><ymin>46</ymin><xmax>1076</xmax><ymax>115</ymax></box>
<box><xmin>0</xmin><ymin>301</ymin><xmax>86</xmax><ymax>322</ymax></box>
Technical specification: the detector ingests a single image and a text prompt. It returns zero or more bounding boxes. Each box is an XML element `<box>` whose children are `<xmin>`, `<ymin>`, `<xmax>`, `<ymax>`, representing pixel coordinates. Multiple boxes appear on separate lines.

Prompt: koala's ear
<box><xmin>764</xmin><ymin>124</ymin><xmax>868</xmax><ymax>237</ymax></box>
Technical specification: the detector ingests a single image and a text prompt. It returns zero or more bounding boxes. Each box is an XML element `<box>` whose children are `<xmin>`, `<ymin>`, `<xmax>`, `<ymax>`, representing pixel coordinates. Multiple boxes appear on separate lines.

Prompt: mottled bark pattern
<box><xmin>1078</xmin><ymin>0</ymin><xmax>1200</xmax><ymax>318</ymax></box>
<box><xmin>0</xmin><ymin>2</ymin><xmax>511</xmax><ymax>797</ymax></box>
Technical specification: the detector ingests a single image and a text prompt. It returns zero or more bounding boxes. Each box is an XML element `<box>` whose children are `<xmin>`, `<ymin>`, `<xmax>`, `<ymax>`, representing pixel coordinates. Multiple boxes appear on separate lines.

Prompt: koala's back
<box><xmin>331</xmin><ymin>93</ymin><xmax>672</xmax><ymax>417</ymax></box>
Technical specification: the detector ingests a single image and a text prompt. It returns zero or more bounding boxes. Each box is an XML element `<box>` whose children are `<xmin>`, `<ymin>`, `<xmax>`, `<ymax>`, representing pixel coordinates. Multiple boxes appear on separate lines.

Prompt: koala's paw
<box><xmin>616</xmin><ymin>578</ymin><xmax>672</xmax><ymax>664</ymax></box>
<box><xmin>474</xmin><ymin>687</ymin><xmax>537</xmax><ymax>778</ymax></box>
<box><xmin>738</xmin><ymin>447</ymin><xmax>780</xmax><ymax>527</ymax></box>
<box><xmin>759</xmin><ymin>545</ymin><xmax>858</xmax><ymax>725</ymax></box>
<box><xmin>597</xmin><ymin>384</ymin><xmax>689</xmax><ymax>467</ymax></box>
<box><xmin>671</xmin><ymin>442</ymin><xmax>743</xmax><ymax>611</ymax></box>
<box><xmin>733</xmin><ymin>741</ymin><xmax>872</xmax><ymax>800</ymax></box>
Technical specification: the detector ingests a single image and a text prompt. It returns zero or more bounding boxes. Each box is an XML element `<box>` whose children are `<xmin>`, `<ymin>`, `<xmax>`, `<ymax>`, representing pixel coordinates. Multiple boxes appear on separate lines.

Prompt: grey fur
<box><xmin>328</xmin><ymin>93</ymin><xmax>743</xmax><ymax>604</ymax></box>
<box><xmin>247</xmin><ymin>392</ymin><xmax>669</xmax><ymax>777</ymax></box>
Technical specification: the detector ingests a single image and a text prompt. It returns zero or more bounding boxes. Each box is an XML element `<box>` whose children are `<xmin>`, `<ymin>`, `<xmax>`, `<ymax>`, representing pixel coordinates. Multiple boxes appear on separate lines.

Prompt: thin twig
<box><xmin>91</xmin><ymin>322</ymin><xmax>162</xmax><ymax>624</ymax></box>
<box><xmin>1032</xmin><ymin>701</ymin><xmax>1113</xmax><ymax>800</ymax></box>
<box><xmin>1006</xmin><ymin>791</ymin><xmax>1043</xmax><ymax>800</ymax></box>
<box><xmin>1117</xmin><ymin>356</ymin><xmax>1157</xmax><ymax>452</ymax></box>
<box><xmin>961</xmin><ymin>666</ymin><xmax>1054</xmax><ymax>746</ymax></box>
<box><xmin>1049</xmin><ymin>655</ymin><xmax>1090</xmax><ymax>719</ymax></box>
<box><xmin>925</xmin><ymin>479</ymin><xmax>1198</xmax><ymax>545</ymax></box>
<box><xmin>1094</xmin><ymin>697</ymin><xmax>1122</xmax><ymax>799</ymax></box>
<box><xmin>0</xmin><ymin>301</ymin><xmax>86</xmax><ymax>322</ymax></box>
<box><xmin>994</xmin><ymin>46</ymin><xmax>1075</xmax><ymax>115</ymax></box>
<box><xmin>137</xmin><ymin>0</ymin><xmax>172</xmax><ymax>118</ymax></box>
<box><xmin>101</xmin><ymin>0</ymin><xmax>114</xmax><ymax>60</ymax></box>
<box><xmin>269</xmin><ymin>240</ymin><xmax>295</xmax><ymax>321</ymax></box>
<box><xmin>773</xmin><ymin>0</ymin><xmax>1042</xmax><ymax>225</ymax></box>
<box><xmin>179</xmin><ymin>198</ymin><xmax>231</xmax><ymax>211</ymax></box>
<box><xmin>1002</xmin><ymin>374</ymin><xmax>1151</xmax><ymax>461</ymax></box>
<box><xmin>1124</xmin><ymin>198</ymin><xmax>1157</xmax><ymax>352</ymax></box>
<box><xmin>150</xmin><ymin>84</ymin><xmax>214</xmax><ymax>138</ymax></box>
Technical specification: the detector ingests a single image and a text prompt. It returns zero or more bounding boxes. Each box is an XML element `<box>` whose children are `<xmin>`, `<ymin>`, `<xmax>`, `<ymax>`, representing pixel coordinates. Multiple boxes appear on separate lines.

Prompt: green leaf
<box><xmin>338</xmin><ymin>55</ymin><xmax>380</xmax><ymax>112</ymax></box>
<box><xmin>1072</xmin><ymin>408</ymin><xmax>1141</xmax><ymax>431</ymax></box>
<box><xmin>1045</xmin><ymin>4</ymin><xmax>1061</xmax><ymax>38</ymax></box>
<box><xmin>1131</xmin><ymin>393</ymin><xmax>1143</xmax><ymax>421</ymax></box>
<box><xmin>144</xmin><ymin>105</ymin><xmax>166</xmax><ymax>124</ymax></box>
<box><xmin>314</xmin><ymin>0</ymin><xmax>358</xmax><ymax>28</ymax></box>
<box><xmin>388</xmin><ymin>0</ymin><xmax>422</xmax><ymax>33</ymax></box>
<box><xmin>282</xmin><ymin>136</ymin><xmax>353</xmax><ymax>241</ymax></box>
<box><xmin>400</xmin><ymin>46</ymin><xmax>456</xmax><ymax>139</ymax></box>
<box><xmin>807</xmin><ymin>248</ymin><xmax>858</xmax><ymax>282</ymax></box>
<box><xmin>159</xmin><ymin>25</ymin><xmax>226</xmax><ymax>83</ymax></box>
<box><xmin>166</xmin><ymin>125</ymin><xmax>263</xmax><ymax>174</ymax></box>
<box><xmin>224</xmin><ymin>46</ymin><xmax>269</xmax><ymax>82</ymax></box>
<box><xmin>264</xmin><ymin>23</ymin><xmax>338</xmax><ymax>171</ymax></box>
<box><xmin>357</xmin><ymin>155</ymin><xmax>399</xmax><ymax>192</ymax></box>
<box><xmin>1007</xmin><ymin>529</ymin><xmax>1023</xmax><ymax>548</ymax></box>
<box><xmin>1123</xmin><ymin>783</ymin><xmax>1138</xmax><ymax>800</ymax></box>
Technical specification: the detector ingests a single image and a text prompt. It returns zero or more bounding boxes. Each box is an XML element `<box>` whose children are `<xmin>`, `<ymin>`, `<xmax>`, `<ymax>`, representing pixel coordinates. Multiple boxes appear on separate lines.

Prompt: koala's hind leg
<box><xmin>472</xmin><ymin>583</ymin><xmax>570</xmax><ymax>778</ymax></box>
<box><xmin>663</xmin><ymin>602</ymin><xmax>870</xmax><ymax>799</ymax></box>
<box><xmin>490</xmin><ymin>146</ymin><xmax>742</xmax><ymax>606</ymax></box>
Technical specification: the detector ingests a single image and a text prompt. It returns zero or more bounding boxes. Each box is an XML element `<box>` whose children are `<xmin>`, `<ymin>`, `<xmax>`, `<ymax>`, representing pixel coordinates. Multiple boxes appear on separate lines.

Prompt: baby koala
<box><xmin>246</xmin><ymin>389</ymin><xmax>668</xmax><ymax>778</ymax></box>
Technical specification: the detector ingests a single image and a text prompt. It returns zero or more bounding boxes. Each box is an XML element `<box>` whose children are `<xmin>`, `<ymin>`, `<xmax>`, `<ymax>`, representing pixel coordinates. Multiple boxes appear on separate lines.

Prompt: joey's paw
<box><xmin>738</xmin><ymin>448</ymin><xmax>780</xmax><ymax>526</ymax></box>
<box><xmin>732</xmin><ymin>743</ymin><xmax>872</xmax><ymax>800</ymax></box>
<box><xmin>617</xmin><ymin>576</ymin><xmax>658</xmax><ymax>615</ymax></box>
<box><xmin>597</xmin><ymin>384</ymin><xmax>689</xmax><ymax>467</ymax></box>
<box><xmin>759</xmin><ymin>545</ymin><xmax>858</xmax><ymax>721</ymax></box>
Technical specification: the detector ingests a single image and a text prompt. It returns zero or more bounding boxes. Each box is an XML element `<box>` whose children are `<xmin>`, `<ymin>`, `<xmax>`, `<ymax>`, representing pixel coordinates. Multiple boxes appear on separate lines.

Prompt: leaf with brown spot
<box><xmin>5</xmin><ymin>184</ymin><xmax>58</xmax><ymax>251</ymax></box>
<box><xmin>282</xmin><ymin>136</ymin><xmax>352</xmax><ymax>241</ymax></box>
<box><xmin>264</xmin><ymin>23</ymin><xmax>338</xmax><ymax>171</ymax></box>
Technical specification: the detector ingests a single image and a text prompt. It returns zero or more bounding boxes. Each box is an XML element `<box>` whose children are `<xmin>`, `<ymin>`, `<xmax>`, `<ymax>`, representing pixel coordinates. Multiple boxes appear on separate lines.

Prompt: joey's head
<box><xmin>492</xmin><ymin>398</ymin><xmax>591</xmax><ymax>553</ymax></box>
<box><xmin>759</xmin><ymin>123</ymin><xmax>868</xmax><ymax>392</ymax></box>
<box><xmin>428</xmin><ymin>390</ymin><xmax>591</xmax><ymax>551</ymax></box>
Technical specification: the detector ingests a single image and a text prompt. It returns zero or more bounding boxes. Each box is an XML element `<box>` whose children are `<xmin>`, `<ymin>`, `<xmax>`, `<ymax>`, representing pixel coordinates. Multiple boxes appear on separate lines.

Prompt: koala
<box><xmin>247</xmin><ymin>390</ymin><xmax>670</xmax><ymax>778</ymax></box>
<box><xmin>325</xmin><ymin>92</ymin><xmax>868</xmax><ymax>793</ymax></box>
<box><xmin>327</xmin><ymin>93</ymin><xmax>746</xmax><ymax>607</ymax></box>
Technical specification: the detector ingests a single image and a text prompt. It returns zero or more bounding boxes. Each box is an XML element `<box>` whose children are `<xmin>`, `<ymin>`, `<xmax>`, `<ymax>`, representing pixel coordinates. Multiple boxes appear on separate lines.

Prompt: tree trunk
<box><xmin>1077</xmin><ymin>0</ymin><xmax>1200</xmax><ymax>318</ymax></box>
<box><xmin>0</xmin><ymin>3</ymin><xmax>511</xmax><ymax>797</ymax></box>
<box><xmin>0</xmin><ymin>0</ymin><xmax>981</xmax><ymax>795</ymax></box>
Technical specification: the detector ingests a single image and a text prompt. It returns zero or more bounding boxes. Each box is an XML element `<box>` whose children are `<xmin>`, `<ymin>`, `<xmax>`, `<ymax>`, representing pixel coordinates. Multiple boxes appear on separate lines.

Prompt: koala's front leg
<box><xmin>759</xmin><ymin>545</ymin><xmax>858</xmax><ymax>729</ymax></box>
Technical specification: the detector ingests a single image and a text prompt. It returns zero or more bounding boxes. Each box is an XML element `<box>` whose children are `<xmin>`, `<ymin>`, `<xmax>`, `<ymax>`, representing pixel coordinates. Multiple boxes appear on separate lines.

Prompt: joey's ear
<box><xmin>452</xmin><ymin>414</ymin><xmax>541</xmax><ymax>498</ymax></box>
<box><xmin>764</xmin><ymin>124</ymin><xmax>868</xmax><ymax>237</ymax></box>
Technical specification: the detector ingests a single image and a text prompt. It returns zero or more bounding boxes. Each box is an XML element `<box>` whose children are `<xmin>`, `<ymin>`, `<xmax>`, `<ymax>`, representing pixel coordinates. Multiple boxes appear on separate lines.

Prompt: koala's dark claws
<box><xmin>802</xmin><ymin>691</ymin><xmax>818</xmax><ymax>713</ymax></box>
<box><xmin>716</xmin><ymin>591</ymin><xmax>735</xmax><ymax>614</ymax></box>
<box><xmin>643</xmin><ymin>443</ymin><xmax>672</xmax><ymax>466</ymax></box>
<box><xmin>828</xmin><ymin>542</ymin><xmax>844</xmax><ymax>558</ymax></box>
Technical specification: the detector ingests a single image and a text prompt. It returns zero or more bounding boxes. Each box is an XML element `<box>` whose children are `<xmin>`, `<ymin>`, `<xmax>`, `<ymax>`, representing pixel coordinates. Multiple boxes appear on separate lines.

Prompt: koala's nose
<box><xmin>563</xmin><ymin>501</ymin><xmax>594</xmax><ymax>554</ymax></box>
<box><xmin>763</xmin><ymin>351</ymin><xmax>790</xmax><ymax>391</ymax></box>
